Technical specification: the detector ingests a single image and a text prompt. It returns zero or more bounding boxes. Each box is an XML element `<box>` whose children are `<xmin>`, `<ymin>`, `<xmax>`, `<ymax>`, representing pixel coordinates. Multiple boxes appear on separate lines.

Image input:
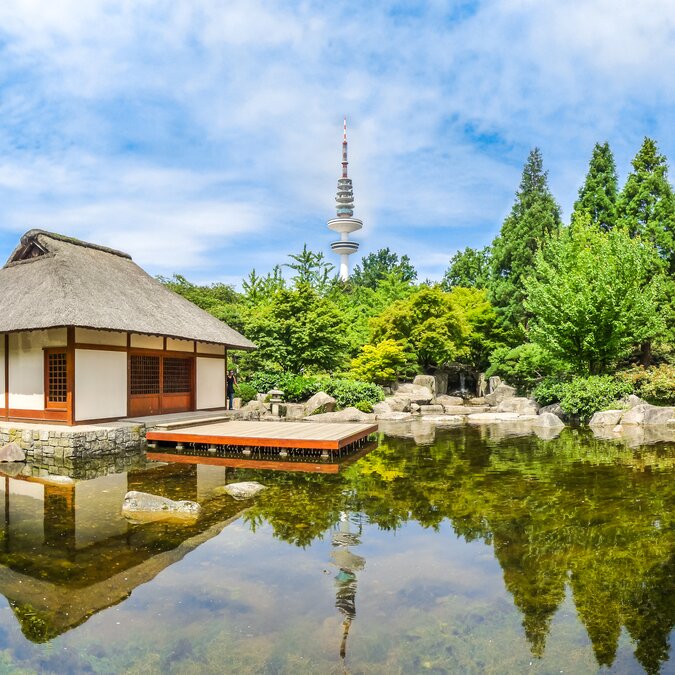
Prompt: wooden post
<box><xmin>66</xmin><ymin>326</ymin><xmax>75</xmax><ymax>425</ymax></box>
<box><xmin>3</xmin><ymin>334</ymin><xmax>8</xmax><ymax>420</ymax></box>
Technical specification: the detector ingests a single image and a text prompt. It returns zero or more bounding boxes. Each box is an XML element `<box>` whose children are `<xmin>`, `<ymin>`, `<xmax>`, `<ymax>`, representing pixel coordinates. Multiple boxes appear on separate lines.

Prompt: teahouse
<box><xmin>0</xmin><ymin>230</ymin><xmax>255</xmax><ymax>425</ymax></box>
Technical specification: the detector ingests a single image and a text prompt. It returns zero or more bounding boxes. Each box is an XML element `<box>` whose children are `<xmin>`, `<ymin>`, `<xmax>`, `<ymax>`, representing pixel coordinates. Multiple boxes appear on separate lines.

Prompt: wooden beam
<box><xmin>67</xmin><ymin>326</ymin><xmax>75</xmax><ymax>425</ymax></box>
<box><xmin>3</xmin><ymin>334</ymin><xmax>8</xmax><ymax>421</ymax></box>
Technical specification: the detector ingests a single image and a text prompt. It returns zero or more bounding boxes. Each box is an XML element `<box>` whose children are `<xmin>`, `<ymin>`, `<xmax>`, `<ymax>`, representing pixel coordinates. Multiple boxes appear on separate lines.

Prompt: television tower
<box><xmin>328</xmin><ymin>117</ymin><xmax>362</xmax><ymax>281</ymax></box>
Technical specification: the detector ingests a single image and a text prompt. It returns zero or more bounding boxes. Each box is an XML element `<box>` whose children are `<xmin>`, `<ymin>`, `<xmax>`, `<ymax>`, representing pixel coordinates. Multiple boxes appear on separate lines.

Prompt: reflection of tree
<box><xmin>242</xmin><ymin>428</ymin><xmax>675</xmax><ymax>672</ymax></box>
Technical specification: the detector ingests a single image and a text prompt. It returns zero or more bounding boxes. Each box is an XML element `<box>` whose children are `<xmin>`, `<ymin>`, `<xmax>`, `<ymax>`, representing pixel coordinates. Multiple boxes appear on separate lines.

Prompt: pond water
<box><xmin>0</xmin><ymin>423</ymin><xmax>674</xmax><ymax>674</ymax></box>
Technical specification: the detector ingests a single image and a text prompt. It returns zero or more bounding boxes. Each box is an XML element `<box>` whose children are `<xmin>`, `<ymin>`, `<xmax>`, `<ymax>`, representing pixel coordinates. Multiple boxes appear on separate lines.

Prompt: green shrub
<box><xmin>532</xmin><ymin>377</ymin><xmax>568</xmax><ymax>407</ymax></box>
<box><xmin>350</xmin><ymin>339</ymin><xmax>417</xmax><ymax>384</ymax></box>
<box><xmin>486</xmin><ymin>343</ymin><xmax>562</xmax><ymax>395</ymax></box>
<box><xmin>321</xmin><ymin>379</ymin><xmax>384</xmax><ymax>408</ymax></box>
<box><xmin>555</xmin><ymin>375</ymin><xmax>632</xmax><ymax>421</ymax></box>
<box><xmin>618</xmin><ymin>364</ymin><xmax>675</xmax><ymax>405</ymax></box>
<box><xmin>234</xmin><ymin>382</ymin><xmax>257</xmax><ymax>404</ymax></box>
<box><xmin>354</xmin><ymin>400</ymin><xmax>374</xmax><ymax>413</ymax></box>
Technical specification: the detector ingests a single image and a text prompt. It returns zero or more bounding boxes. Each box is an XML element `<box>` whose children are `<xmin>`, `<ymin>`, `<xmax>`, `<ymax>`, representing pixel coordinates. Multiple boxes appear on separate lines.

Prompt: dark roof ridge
<box><xmin>24</xmin><ymin>229</ymin><xmax>132</xmax><ymax>260</ymax></box>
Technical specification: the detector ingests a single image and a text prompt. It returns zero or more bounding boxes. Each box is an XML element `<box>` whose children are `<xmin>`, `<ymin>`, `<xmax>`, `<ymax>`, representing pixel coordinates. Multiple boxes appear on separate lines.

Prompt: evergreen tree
<box><xmin>572</xmin><ymin>142</ymin><xmax>618</xmax><ymax>231</ymax></box>
<box><xmin>442</xmin><ymin>246</ymin><xmax>490</xmax><ymax>289</ymax></box>
<box><xmin>489</xmin><ymin>148</ymin><xmax>561</xmax><ymax>341</ymax></box>
<box><xmin>351</xmin><ymin>248</ymin><xmax>417</xmax><ymax>289</ymax></box>
<box><xmin>617</xmin><ymin>137</ymin><xmax>675</xmax><ymax>273</ymax></box>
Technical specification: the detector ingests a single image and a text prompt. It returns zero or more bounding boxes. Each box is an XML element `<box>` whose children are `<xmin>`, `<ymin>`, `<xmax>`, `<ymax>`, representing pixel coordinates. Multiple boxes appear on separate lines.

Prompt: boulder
<box><xmin>589</xmin><ymin>410</ymin><xmax>624</xmax><ymax>427</ymax></box>
<box><xmin>467</xmin><ymin>397</ymin><xmax>488</xmax><ymax>406</ymax></box>
<box><xmin>385</xmin><ymin>395</ymin><xmax>412</xmax><ymax>412</ymax></box>
<box><xmin>395</xmin><ymin>383</ymin><xmax>433</xmax><ymax>404</ymax></box>
<box><xmin>413</xmin><ymin>375</ymin><xmax>436</xmax><ymax>396</ymax></box>
<box><xmin>283</xmin><ymin>403</ymin><xmax>306</xmax><ymax>420</ymax></box>
<box><xmin>497</xmin><ymin>397</ymin><xmax>539</xmax><ymax>415</ymax></box>
<box><xmin>488</xmin><ymin>375</ymin><xmax>502</xmax><ymax>393</ymax></box>
<box><xmin>419</xmin><ymin>415</ymin><xmax>464</xmax><ymax>425</ymax></box>
<box><xmin>419</xmin><ymin>404</ymin><xmax>445</xmax><ymax>416</ymax></box>
<box><xmin>240</xmin><ymin>399</ymin><xmax>268</xmax><ymax>420</ymax></box>
<box><xmin>532</xmin><ymin>412</ymin><xmax>565</xmax><ymax>430</ymax></box>
<box><xmin>539</xmin><ymin>403</ymin><xmax>567</xmax><ymax>421</ymax></box>
<box><xmin>376</xmin><ymin>411</ymin><xmax>414</xmax><ymax>422</ymax></box>
<box><xmin>218</xmin><ymin>481</ymin><xmax>267</xmax><ymax>500</ymax></box>
<box><xmin>122</xmin><ymin>491</ymin><xmax>201</xmax><ymax>521</ymax></box>
<box><xmin>372</xmin><ymin>401</ymin><xmax>392</xmax><ymax>415</ymax></box>
<box><xmin>484</xmin><ymin>384</ymin><xmax>517</xmax><ymax>406</ymax></box>
<box><xmin>410</xmin><ymin>403</ymin><xmax>421</xmax><ymax>413</ymax></box>
<box><xmin>435</xmin><ymin>395</ymin><xmax>464</xmax><ymax>407</ymax></box>
<box><xmin>623</xmin><ymin>394</ymin><xmax>646</xmax><ymax>409</ymax></box>
<box><xmin>621</xmin><ymin>404</ymin><xmax>675</xmax><ymax>426</ymax></box>
<box><xmin>0</xmin><ymin>442</ymin><xmax>26</xmax><ymax>463</ymax></box>
<box><xmin>304</xmin><ymin>391</ymin><xmax>337</xmax><ymax>416</ymax></box>
<box><xmin>467</xmin><ymin>412</ymin><xmax>538</xmax><ymax>424</ymax></box>
<box><xmin>444</xmin><ymin>405</ymin><xmax>488</xmax><ymax>414</ymax></box>
<box><xmin>304</xmin><ymin>407</ymin><xmax>374</xmax><ymax>423</ymax></box>
<box><xmin>433</xmin><ymin>371</ymin><xmax>449</xmax><ymax>397</ymax></box>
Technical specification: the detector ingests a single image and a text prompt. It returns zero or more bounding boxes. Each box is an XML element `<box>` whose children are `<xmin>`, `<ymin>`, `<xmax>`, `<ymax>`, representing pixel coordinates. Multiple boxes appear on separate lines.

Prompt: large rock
<box><xmin>0</xmin><ymin>442</ymin><xmax>26</xmax><ymax>463</ymax></box>
<box><xmin>385</xmin><ymin>395</ymin><xmax>412</xmax><ymax>412</ymax></box>
<box><xmin>622</xmin><ymin>404</ymin><xmax>675</xmax><ymax>426</ymax></box>
<box><xmin>395</xmin><ymin>383</ymin><xmax>433</xmax><ymax>404</ymax></box>
<box><xmin>444</xmin><ymin>405</ymin><xmax>488</xmax><ymax>414</ymax></box>
<box><xmin>283</xmin><ymin>403</ymin><xmax>306</xmax><ymax>420</ymax></box>
<box><xmin>376</xmin><ymin>411</ymin><xmax>414</xmax><ymax>422</ymax></box>
<box><xmin>122</xmin><ymin>491</ymin><xmax>201</xmax><ymax>521</ymax></box>
<box><xmin>372</xmin><ymin>401</ymin><xmax>392</xmax><ymax>415</ymax></box>
<box><xmin>413</xmin><ymin>375</ymin><xmax>436</xmax><ymax>396</ymax></box>
<box><xmin>539</xmin><ymin>403</ymin><xmax>566</xmax><ymax>421</ymax></box>
<box><xmin>435</xmin><ymin>395</ymin><xmax>464</xmax><ymax>407</ymax></box>
<box><xmin>219</xmin><ymin>481</ymin><xmax>267</xmax><ymax>500</ymax></box>
<box><xmin>589</xmin><ymin>410</ymin><xmax>624</xmax><ymax>427</ymax></box>
<box><xmin>484</xmin><ymin>384</ymin><xmax>517</xmax><ymax>406</ymax></box>
<box><xmin>497</xmin><ymin>397</ymin><xmax>539</xmax><ymax>415</ymax></box>
<box><xmin>433</xmin><ymin>371</ymin><xmax>449</xmax><ymax>398</ymax></box>
<box><xmin>240</xmin><ymin>399</ymin><xmax>268</xmax><ymax>420</ymax></box>
<box><xmin>467</xmin><ymin>397</ymin><xmax>488</xmax><ymax>406</ymax></box>
<box><xmin>304</xmin><ymin>407</ymin><xmax>374</xmax><ymax>423</ymax></box>
<box><xmin>419</xmin><ymin>415</ymin><xmax>464</xmax><ymax>425</ymax></box>
<box><xmin>532</xmin><ymin>412</ymin><xmax>565</xmax><ymax>430</ymax></box>
<box><xmin>623</xmin><ymin>394</ymin><xmax>646</xmax><ymax>409</ymax></box>
<box><xmin>419</xmin><ymin>404</ymin><xmax>445</xmax><ymax>416</ymax></box>
<box><xmin>304</xmin><ymin>391</ymin><xmax>337</xmax><ymax>416</ymax></box>
<box><xmin>467</xmin><ymin>412</ymin><xmax>538</xmax><ymax>424</ymax></box>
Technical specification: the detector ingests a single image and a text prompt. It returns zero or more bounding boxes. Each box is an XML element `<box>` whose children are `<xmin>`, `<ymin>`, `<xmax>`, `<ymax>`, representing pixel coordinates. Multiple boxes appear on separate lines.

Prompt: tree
<box><xmin>351</xmin><ymin>248</ymin><xmax>417</xmax><ymax>289</ymax></box>
<box><xmin>350</xmin><ymin>339</ymin><xmax>417</xmax><ymax>384</ymax></box>
<box><xmin>240</xmin><ymin>283</ymin><xmax>348</xmax><ymax>374</ymax></box>
<box><xmin>284</xmin><ymin>244</ymin><xmax>336</xmax><ymax>294</ymax></box>
<box><xmin>525</xmin><ymin>219</ymin><xmax>664</xmax><ymax>375</ymax></box>
<box><xmin>442</xmin><ymin>246</ymin><xmax>490</xmax><ymax>289</ymax></box>
<box><xmin>617</xmin><ymin>137</ymin><xmax>675</xmax><ymax>273</ymax></box>
<box><xmin>572</xmin><ymin>142</ymin><xmax>618</xmax><ymax>231</ymax></box>
<box><xmin>489</xmin><ymin>148</ymin><xmax>562</xmax><ymax>341</ymax></box>
<box><xmin>241</xmin><ymin>266</ymin><xmax>285</xmax><ymax>306</ymax></box>
<box><xmin>370</xmin><ymin>286</ymin><xmax>470</xmax><ymax>370</ymax></box>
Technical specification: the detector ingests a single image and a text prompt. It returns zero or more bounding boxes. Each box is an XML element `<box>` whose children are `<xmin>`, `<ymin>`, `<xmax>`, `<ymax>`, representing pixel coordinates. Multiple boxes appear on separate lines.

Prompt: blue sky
<box><xmin>1</xmin><ymin>0</ymin><xmax>674</xmax><ymax>287</ymax></box>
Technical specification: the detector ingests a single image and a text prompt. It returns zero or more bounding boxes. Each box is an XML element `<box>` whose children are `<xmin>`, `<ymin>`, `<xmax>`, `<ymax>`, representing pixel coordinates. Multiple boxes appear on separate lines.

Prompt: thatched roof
<box><xmin>0</xmin><ymin>230</ymin><xmax>255</xmax><ymax>350</ymax></box>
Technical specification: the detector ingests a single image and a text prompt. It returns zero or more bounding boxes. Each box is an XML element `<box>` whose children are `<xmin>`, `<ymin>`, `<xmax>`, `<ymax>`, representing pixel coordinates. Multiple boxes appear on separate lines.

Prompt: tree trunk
<box><xmin>640</xmin><ymin>341</ymin><xmax>653</xmax><ymax>367</ymax></box>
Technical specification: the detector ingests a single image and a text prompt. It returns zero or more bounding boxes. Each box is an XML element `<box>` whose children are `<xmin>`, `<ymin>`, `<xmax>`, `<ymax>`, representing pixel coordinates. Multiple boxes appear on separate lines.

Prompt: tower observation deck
<box><xmin>328</xmin><ymin>117</ymin><xmax>362</xmax><ymax>281</ymax></box>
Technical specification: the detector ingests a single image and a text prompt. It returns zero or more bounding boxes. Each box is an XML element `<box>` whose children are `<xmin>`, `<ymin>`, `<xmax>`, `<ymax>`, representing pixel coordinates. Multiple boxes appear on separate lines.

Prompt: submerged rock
<box><xmin>376</xmin><ymin>411</ymin><xmax>414</xmax><ymax>421</ymax></box>
<box><xmin>0</xmin><ymin>442</ymin><xmax>25</xmax><ymax>463</ymax></box>
<box><xmin>532</xmin><ymin>412</ymin><xmax>565</xmax><ymax>430</ymax></box>
<box><xmin>219</xmin><ymin>481</ymin><xmax>267</xmax><ymax>500</ymax></box>
<box><xmin>122</xmin><ymin>491</ymin><xmax>201</xmax><ymax>521</ymax></box>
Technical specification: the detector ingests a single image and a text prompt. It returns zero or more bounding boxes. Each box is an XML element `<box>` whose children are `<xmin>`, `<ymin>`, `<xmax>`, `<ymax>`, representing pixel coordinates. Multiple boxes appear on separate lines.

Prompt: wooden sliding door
<box><xmin>129</xmin><ymin>353</ymin><xmax>194</xmax><ymax>417</ymax></box>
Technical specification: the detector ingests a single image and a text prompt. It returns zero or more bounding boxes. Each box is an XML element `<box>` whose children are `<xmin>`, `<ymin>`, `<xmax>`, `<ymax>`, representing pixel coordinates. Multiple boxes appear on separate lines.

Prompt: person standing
<box><xmin>226</xmin><ymin>370</ymin><xmax>237</xmax><ymax>410</ymax></box>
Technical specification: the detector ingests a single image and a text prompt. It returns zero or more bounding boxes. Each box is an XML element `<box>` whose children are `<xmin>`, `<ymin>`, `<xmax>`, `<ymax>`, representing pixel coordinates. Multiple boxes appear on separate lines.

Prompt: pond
<box><xmin>0</xmin><ymin>423</ymin><xmax>674</xmax><ymax>674</ymax></box>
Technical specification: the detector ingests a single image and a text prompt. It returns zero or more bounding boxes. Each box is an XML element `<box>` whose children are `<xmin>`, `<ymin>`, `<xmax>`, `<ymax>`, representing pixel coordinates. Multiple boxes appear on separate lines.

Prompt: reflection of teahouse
<box><xmin>331</xmin><ymin>511</ymin><xmax>365</xmax><ymax>660</ymax></box>
<box><xmin>0</xmin><ymin>230</ymin><xmax>255</xmax><ymax>425</ymax></box>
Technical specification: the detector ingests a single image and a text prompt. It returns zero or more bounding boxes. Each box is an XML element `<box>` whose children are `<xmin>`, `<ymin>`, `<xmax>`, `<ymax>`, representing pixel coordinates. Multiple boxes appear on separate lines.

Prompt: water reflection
<box><xmin>0</xmin><ymin>426</ymin><xmax>673</xmax><ymax>673</ymax></box>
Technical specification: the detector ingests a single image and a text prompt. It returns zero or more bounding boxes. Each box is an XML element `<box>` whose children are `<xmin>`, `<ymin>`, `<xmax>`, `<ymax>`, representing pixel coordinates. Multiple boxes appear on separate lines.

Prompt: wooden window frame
<box><xmin>44</xmin><ymin>348</ymin><xmax>69</xmax><ymax>411</ymax></box>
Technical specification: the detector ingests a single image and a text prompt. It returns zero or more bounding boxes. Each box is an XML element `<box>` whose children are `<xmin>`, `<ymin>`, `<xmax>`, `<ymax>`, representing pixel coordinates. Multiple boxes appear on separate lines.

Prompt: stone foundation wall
<box><xmin>0</xmin><ymin>424</ymin><xmax>146</xmax><ymax>478</ymax></box>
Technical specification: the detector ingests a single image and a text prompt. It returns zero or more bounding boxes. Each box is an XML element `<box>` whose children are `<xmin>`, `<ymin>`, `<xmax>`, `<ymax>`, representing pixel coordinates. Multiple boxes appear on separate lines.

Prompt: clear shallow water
<box><xmin>0</xmin><ymin>425</ymin><xmax>674</xmax><ymax>674</ymax></box>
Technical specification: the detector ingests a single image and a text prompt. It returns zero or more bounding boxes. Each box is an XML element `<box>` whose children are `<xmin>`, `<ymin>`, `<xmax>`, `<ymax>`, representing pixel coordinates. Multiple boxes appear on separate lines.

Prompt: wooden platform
<box><xmin>145</xmin><ymin>420</ymin><xmax>379</xmax><ymax>451</ymax></box>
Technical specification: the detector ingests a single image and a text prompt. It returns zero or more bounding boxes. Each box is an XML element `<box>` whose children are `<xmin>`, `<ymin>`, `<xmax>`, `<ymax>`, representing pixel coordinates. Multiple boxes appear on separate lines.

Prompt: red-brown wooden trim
<box><xmin>66</xmin><ymin>326</ymin><xmax>75</xmax><ymax>425</ymax></box>
<box><xmin>73</xmin><ymin>343</ymin><xmax>225</xmax><ymax>358</ymax></box>
<box><xmin>3</xmin><ymin>334</ymin><xmax>8</xmax><ymax>420</ymax></box>
<box><xmin>73</xmin><ymin>343</ymin><xmax>128</xmax><ymax>352</ymax></box>
<box><xmin>8</xmin><ymin>408</ymin><xmax>69</xmax><ymax>422</ymax></box>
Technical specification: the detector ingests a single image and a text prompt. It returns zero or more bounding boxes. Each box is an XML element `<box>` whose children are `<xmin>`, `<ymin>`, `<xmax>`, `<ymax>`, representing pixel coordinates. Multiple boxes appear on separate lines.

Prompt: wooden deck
<box><xmin>145</xmin><ymin>420</ymin><xmax>379</xmax><ymax>451</ymax></box>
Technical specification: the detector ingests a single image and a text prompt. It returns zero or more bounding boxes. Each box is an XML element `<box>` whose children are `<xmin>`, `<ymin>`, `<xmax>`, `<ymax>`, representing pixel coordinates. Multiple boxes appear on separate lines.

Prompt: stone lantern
<box><xmin>268</xmin><ymin>389</ymin><xmax>284</xmax><ymax>417</ymax></box>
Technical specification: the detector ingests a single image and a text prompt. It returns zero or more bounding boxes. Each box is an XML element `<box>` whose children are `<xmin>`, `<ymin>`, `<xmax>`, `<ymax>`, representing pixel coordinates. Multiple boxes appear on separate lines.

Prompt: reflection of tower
<box><xmin>328</xmin><ymin>117</ymin><xmax>362</xmax><ymax>281</ymax></box>
<box><xmin>331</xmin><ymin>510</ymin><xmax>365</xmax><ymax>660</ymax></box>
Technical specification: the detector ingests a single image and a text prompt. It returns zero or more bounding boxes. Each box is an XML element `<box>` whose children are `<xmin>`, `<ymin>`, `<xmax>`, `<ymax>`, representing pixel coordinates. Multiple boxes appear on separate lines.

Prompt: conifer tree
<box><xmin>572</xmin><ymin>142</ymin><xmax>618</xmax><ymax>231</ymax></box>
<box><xmin>489</xmin><ymin>148</ymin><xmax>561</xmax><ymax>341</ymax></box>
<box><xmin>618</xmin><ymin>137</ymin><xmax>675</xmax><ymax>273</ymax></box>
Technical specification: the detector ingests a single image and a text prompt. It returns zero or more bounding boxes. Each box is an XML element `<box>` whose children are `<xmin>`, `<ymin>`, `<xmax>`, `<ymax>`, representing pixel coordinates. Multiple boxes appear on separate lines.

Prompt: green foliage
<box><xmin>350</xmin><ymin>339</ymin><xmax>417</xmax><ymax>384</ymax></box>
<box><xmin>525</xmin><ymin>219</ymin><xmax>664</xmax><ymax>375</ymax></box>
<box><xmin>489</xmin><ymin>148</ymin><xmax>562</xmax><ymax>340</ymax></box>
<box><xmin>555</xmin><ymin>375</ymin><xmax>632</xmax><ymax>421</ymax></box>
<box><xmin>442</xmin><ymin>246</ymin><xmax>490</xmax><ymax>289</ymax></box>
<box><xmin>486</xmin><ymin>343</ymin><xmax>562</xmax><ymax>394</ymax></box>
<box><xmin>234</xmin><ymin>382</ymin><xmax>257</xmax><ymax>404</ymax></box>
<box><xmin>531</xmin><ymin>376</ymin><xmax>567</xmax><ymax>407</ymax></box>
<box><xmin>573</xmin><ymin>142</ymin><xmax>618</xmax><ymax>231</ymax></box>
<box><xmin>351</xmin><ymin>248</ymin><xmax>417</xmax><ymax>289</ymax></box>
<box><xmin>284</xmin><ymin>244</ymin><xmax>336</xmax><ymax>294</ymax></box>
<box><xmin>241</xmin><ymin>266</ymin><xmax>285</xmax><ymax>306</ymax></box>
<box><xmin>321</xmin><ymin>378</ymin><xmax>384</xmax><ymax>408</ymax></box>
<box><xmin>240</xmin><ymin>284</ymin><xmax>348</xmax><ymax>375</ymax></box>
<box><xmin>370</xmin><ymin>286</ymin><xmax>470</xmax><ymax>370</ymax></box>
<box><xmin>354</xmin><ymin>400</ymin><xmax>374</xmax><ymax>413</ymax></box>
<box><xmin>618</xmin><ymin>364</ymin><xmax>675</xmax><ymax>405</ymax></box>
<box><xmin>618</xmin><ymin>137</ymin><xmax>675</xmax><ymax>273</ymax></box>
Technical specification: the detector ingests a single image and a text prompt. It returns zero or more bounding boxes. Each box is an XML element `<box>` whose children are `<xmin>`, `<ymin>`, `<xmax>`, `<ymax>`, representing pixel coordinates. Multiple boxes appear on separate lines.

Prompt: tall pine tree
<box><xmin>489</xmin><ymin>148</ymin><xmax>561</xmax><ymax>341</ymax></box>
<box><xmin>617</xmin><ymin>137</ymin><xmax>675</xmax><ymax>273</ymax></box>
<box><xmin>572</xmin><ymin>142</ymin><xmax>618</xmax><ymax>231</ymax></box>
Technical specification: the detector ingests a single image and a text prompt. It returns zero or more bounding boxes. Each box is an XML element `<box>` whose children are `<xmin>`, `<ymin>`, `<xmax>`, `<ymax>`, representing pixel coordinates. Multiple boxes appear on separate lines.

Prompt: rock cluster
<box><xmin>122</xmin><ymin>490</ymin><xmax>201</xmax><ymax>521</ymax></box>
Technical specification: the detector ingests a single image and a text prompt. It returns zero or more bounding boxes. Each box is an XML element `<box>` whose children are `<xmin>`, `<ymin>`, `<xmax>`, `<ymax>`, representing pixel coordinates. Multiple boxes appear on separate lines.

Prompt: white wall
<box><xmin>167</xmin><ymin>337</ymin><xmax>194</xmax><ymax>352</ymax></box>
<box><xmin>197</xmin><ymin>342</ymin><xmax>225</xmax><ymax>355</ymax></box>
<box><xmin>196</xmin><ymin>357</ymin><xmax>225</xmax><ymax>409</ymax></box>
<box><xmin>130</xmin><ymin>334</ymin><xmax>163</xmax><ymax>349</ymax></box>
<box><xmin>75</xmin><ymin>473</ymin><xmax>128</xmax><ymax>548</ymax></box>
<box><xmin>75</xmin><ymin>350</ymin><xmax>127</xmax><ymax>421</ymax></box>
<box><xmin>8</xmin><ymin>329</ymin><xmax>67</xmax><ymax>410</ymax></box>
<box><xmin>0</xmin><ymin>335</ymin><xmax>5</xmax><ymax>409</ymax></box>
<box><xmin>75</xmin><ymin>328</ymin><xmax>126</xmax><ymax>346</ymax></box>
